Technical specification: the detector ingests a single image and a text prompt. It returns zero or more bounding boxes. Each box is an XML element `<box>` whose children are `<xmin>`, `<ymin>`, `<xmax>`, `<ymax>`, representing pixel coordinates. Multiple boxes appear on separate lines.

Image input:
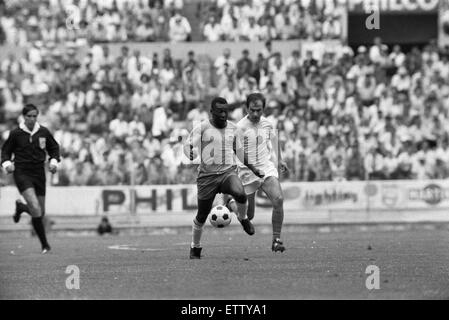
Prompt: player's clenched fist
<box><xmin>5</xmin><ymin>163</ymin><xmax>15</xmax><ymax>174</ymax></box>
<box><xmin>279</xmin><ymin>160</ymin><xmax>289</xmax><ymax>173</ymax></box>
<box><xmin>49</xmin><ymin>163</ymin><xmax>58</xmax><ymax>174</ymax></box>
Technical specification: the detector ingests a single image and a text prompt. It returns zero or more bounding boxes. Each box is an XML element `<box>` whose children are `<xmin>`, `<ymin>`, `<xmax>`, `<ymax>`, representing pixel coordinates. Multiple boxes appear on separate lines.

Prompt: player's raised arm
<box><xmin>183</xmin><ymin>122</ymin><xmax>202</xmax><ymax>161</ymax></box>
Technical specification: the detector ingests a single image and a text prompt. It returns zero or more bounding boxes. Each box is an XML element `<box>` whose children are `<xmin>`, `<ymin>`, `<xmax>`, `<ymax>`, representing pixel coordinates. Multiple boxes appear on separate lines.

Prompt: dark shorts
<box><xmin>197</xmin><ymin>168</ymin><xmax>238</xmax><ymax>200</ymax></box>
<box><xmin>13</xmin><ymin>167</ymin><xmax>46</xmax><ymax>196</ymax></box>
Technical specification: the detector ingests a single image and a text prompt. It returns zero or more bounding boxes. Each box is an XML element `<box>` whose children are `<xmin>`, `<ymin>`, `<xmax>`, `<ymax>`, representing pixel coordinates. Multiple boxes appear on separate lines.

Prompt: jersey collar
<box><xmin>19</xmin><ymin>122</ymin><xmax>40</xmax><ymax>136</ymax></box>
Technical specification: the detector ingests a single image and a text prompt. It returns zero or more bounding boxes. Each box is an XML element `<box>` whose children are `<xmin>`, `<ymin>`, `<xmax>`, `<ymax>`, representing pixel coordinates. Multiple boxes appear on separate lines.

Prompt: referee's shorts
<box><xmin>13</xmin><ymin>166</ymin><xmax>46</xmax><ymax>196</ymax></box>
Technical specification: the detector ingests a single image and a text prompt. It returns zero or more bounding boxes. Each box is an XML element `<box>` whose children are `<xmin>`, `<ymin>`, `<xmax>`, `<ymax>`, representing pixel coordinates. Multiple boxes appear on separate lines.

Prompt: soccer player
<box><xmin>184</xmin><ymin>97</ymin><xmax>264</xmax><ymax>259</ymax></box>
<box><xmin>1</xmin><ymin>104</ymin><xmax>60</xmax><ymax>254</ymax></box>
<box><xmin>227</xmin><ymin>93</ymin><xmax>288</xmax><ymax>252</ymax></box>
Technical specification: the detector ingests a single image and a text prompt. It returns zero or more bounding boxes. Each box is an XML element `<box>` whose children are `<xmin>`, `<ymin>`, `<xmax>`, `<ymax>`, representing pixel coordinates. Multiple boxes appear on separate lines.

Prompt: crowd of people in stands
<box><xmin>0</xmin><ymin>0</ymin><xmax>189</xmax><ymax>44</ymax></box>
<box><xmin>2</xmin><ymin>35</ymin><xmax>449</xmax><ymax>187</ymax></box>
<box><xmin>200</xmin><ymin>0</ymin><xmax>344</xmax><ymax>42</ymax></box>
<box><xmin>0</xmin><ymin>0</ymin><xmax>448</xmax><ymax>186</ymax></box>
<box><xmin>0</xmin><ymin>0</ymin><xmax>344</xmax><ymax>45</ymax></box>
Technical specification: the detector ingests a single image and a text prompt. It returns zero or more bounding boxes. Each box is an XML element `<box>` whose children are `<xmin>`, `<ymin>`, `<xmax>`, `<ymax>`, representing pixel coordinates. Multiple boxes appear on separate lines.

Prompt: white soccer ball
<box><xmin>209</xmin><ymin>205</ymin><xmax>232</xmax><ymax>228</ymax></box>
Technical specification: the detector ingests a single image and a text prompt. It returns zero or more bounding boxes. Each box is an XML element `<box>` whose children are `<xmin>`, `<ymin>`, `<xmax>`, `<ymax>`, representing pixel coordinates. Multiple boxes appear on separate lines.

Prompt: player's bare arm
<box><xmin>183</xmin><ymin>123</ymin><xmax>201</xmax><ymax>160</ymax></box>
<box><xmin>269</xmin><ymin>126</ymin><xmax>288</xmax><ymax>173</ymax></box>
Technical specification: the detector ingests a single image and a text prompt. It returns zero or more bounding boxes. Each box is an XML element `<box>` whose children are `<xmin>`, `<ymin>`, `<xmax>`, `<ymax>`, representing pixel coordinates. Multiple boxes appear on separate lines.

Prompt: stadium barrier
<box><xmin>0</xmin><ymin>40</ymin><xmax>343</xmax><ymax>61</ymax></box>
<box><xmin>1</xmin><ymin>180</ymin><xmax>449</xmax><ymax>226</ymax></box>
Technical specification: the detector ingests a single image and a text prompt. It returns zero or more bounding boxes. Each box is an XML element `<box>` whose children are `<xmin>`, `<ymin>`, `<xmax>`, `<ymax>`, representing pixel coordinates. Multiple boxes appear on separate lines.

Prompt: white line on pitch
<box><xmin>108</xmin><ymin>245</ymin><xmax>164</xmax><ymax>251</ymax></box>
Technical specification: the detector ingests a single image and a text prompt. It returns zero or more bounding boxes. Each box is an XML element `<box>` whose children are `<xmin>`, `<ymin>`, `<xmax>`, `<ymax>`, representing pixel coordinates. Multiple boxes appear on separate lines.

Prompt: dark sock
<box><xmin>17</xmin><ymin>202</ymin><xmax>30</xmax><ymax>215</ymax></box>
<box><xmin>272</xmin><ymin>208</ymin><xmax>284</xmax><ymax>241</ymax></box>
<box><xmin>31</xmin><ymin>217</ymin><xmax>49</xmax><ymax>249</ymax></box>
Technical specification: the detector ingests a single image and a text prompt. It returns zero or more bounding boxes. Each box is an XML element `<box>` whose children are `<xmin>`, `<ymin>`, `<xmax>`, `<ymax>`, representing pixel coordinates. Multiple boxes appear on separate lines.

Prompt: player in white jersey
<box><xmin>227</xmin><ymin>93</ymin><xmax>288</xmax><ymax>252</ymax></box>
<box><xmin>183</xmin><ymin>97</ymin><xmax>264</xmax><ymax>259</ymax></box>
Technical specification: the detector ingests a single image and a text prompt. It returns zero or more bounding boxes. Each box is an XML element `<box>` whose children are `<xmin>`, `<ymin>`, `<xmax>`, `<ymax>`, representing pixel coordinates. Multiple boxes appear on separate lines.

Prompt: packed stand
<box><xmin>199</xmin><ymin>0</ymin><xmax>344</xmax><ymax>42</ymax></box>
<box><xmin>3</xmin><ymin>37</ymin><xmax>449</xmax><ymax>186</ymax></box>
<box><xmin>0</xmin><ymin>0</ymin><xmax>190</xmax><ymax>45</ymax></box>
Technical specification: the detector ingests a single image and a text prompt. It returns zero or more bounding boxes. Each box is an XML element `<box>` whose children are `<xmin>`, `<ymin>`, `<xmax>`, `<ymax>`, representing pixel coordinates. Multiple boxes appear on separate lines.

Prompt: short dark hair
<box><xmin>211</xmin><ymin>96</ymin><xmax>228</xmax><ymax>110</ymax></box>
<box><xmin>23</xmin><ymin>103</ymin><xmax>38</xmax><ymax>116</ymax></box>
<box><xmin>246</xmin><ymin>92</ymin><xmax>265</xmax><ymax>109</ymax></box>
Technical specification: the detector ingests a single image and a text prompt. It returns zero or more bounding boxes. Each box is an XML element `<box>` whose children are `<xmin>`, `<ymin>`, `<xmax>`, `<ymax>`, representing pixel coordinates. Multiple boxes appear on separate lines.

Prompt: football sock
<box><xmin>272</xmin><ymin>207</ymin><xmax>284</xmax><ymax>241</ymax></box>
<box><xmin>31</xmin><ymin>217</ymin><xmax>50</xmax><ymax>249</ymax></box>
<box><xmin>236</xmin><ymin>201</ymin><xmax>248</xmax><ymax>221</ymax></box>
<box><xmin>246</xmin><ymin>197</ymin><xmax>255</xmax><ymax>221</ymax></box>
<box><xmin>191</xmin><ymin>218</ymin><xmax>203</xmax><ymax>248</ymax></box>
<box><xmin>226</xmin><ymin>198</ymin><xmax>238</xmax><ymax>213</ymax></box>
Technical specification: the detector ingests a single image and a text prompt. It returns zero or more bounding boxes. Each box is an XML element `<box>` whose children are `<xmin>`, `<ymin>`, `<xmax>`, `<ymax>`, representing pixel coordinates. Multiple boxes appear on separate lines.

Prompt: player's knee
<box><xmin>195</xmin><ymin>213</ymin><xmax>208</xmax><ymax>225</ymax></box>
<box><xmin>272</xmin><ymin>194</ymin><xmax>284</xmax><ymax>208</ymax></box>
<box><xmin>233</xmin><ymin>192</ymin><xmax>247</xmax><ymax>204</ymax></box>
<box><xmin>28</xmin><ymin>203</ymin><xmax>42</xmax><ymax>217</ymax></box>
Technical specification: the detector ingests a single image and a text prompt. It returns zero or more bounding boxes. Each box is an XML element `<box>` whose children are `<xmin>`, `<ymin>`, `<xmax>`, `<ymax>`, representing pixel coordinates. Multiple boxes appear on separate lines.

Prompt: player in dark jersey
<box><xmin>183</xmin><ymin>97</ymin><xmax>264</xmax><ymax>259</ymax></box>
<box><xmin>1</xmin><ymin>104</ymin><xmax>60</xmax><ymax>254</ymax></box>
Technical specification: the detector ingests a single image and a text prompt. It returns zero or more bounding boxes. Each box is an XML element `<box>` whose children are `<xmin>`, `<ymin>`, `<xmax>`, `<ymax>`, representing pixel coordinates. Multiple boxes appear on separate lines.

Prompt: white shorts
<box><xmin>238</xmin><ymin>162</ymin><xmax>279</xmax><ymax>195</ymax></box>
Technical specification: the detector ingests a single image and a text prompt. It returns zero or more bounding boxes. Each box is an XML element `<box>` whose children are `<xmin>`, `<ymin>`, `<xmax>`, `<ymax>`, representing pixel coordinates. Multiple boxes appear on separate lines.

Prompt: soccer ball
<box><xmin>209</xmin><ymin>205</ymin><xmax>232</xmax><ymax>228</ymax></box>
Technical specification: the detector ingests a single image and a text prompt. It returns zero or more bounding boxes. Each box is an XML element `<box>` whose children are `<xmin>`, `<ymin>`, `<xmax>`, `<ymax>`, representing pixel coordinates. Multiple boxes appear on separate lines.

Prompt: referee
<box><xmin>1</xmin><ymin>104</ymin><xmax>60</xmax><ymax>254</ymax></box>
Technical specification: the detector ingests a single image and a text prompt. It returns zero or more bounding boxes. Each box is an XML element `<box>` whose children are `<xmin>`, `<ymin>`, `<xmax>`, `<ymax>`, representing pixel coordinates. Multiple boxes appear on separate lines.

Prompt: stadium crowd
<box><xmin>2</xmin><ymin>35</ymin><xmax>449</xmax><ymax>187</ymax></box>
<box><xmin>200</xmin><ymin>0</ymin><xmax>344</xmax><ymax>42</ymax></box>
<box><xmin>0</xmin><ymin>0</ymin><xmax>187</xmax><ymax>44</ymax></box>
<box><xmin>0</xmin><ymin>0</ymin><xmax>344</xmax><ymax>45</ymax></box>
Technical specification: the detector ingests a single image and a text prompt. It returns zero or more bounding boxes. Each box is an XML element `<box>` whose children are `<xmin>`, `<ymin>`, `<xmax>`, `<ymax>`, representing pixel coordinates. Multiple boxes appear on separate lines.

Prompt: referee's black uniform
<box><xmin>1</xmin><ymin>123</ymin><xmax>60</xmax><ymax>196</ymax></box>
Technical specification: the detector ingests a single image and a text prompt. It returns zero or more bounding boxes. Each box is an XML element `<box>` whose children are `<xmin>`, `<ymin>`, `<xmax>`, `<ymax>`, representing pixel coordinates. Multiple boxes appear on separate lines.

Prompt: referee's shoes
<box><xmin>42</xmin><ymin>245</ymin><xmax>51</xmax><ymax>254</ymax></box>
<box><xmin>13</xmin><ymin>200</ymin><xmax>27</xmax><ymax>223</ymax></box>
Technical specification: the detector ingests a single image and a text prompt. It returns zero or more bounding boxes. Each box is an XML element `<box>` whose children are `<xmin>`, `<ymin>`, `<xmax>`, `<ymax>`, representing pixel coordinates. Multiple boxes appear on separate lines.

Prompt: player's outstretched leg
<box><xmin>190</xmin><ymin>197</ymin><xmax>214</xmax><ymax>259</ymax></box>
<box><xmin>22</xmin><ymin>189</ymin><xmax>51</xmax><ymax>253</ymax></box>
<box><xmin>13</xmin><ymin>199</ymin><xmax>30</xmax><ymax>223</ymax></box>
<box><xmin>221</xmin><ymin>175</ymin><xmax>254</xmax><ymax>235</ymax></box>
<box><xmin>261</xmin><ymin>177</ymin><xmax>285</xmax><ymax>252</ymax></box>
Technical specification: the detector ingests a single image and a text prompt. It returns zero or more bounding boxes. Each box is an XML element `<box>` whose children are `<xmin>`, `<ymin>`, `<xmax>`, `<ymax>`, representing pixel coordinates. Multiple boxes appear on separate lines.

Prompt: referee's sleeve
<box><xmin>1</xmin><ymin>131</ymin><xmax>14</xmax><ymax>166</ymax></box>
<box><xmin>45</xmin><ymin>129</ymin><xmax>60</xmax><ymax>162</ymax></box>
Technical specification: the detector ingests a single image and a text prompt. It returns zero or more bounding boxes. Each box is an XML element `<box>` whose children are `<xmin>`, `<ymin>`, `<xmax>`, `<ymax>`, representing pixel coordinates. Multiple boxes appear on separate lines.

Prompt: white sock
<box><xmin>191</xmin><ymin>218</ymin><xmax>204</xmax><ymax>248</ymax></box>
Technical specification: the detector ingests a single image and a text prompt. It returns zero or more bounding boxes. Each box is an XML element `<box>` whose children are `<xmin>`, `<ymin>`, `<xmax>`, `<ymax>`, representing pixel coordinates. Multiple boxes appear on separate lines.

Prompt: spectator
<box><xmin>135</xmin><ymin>19</ymin><xmax>156</xmax><ymax>42</ymax></box>
<box><xmin>295</xmin><ymin>152</ymin><xmax>316</xmax><ymax>181</ymax></box>
<box><xmin>236</xmin><ymin>49</ymin><xmax>253</xmax><ymax>79</ymax></box>
<box><xmin>97</xmin><ymin>216</ymin><xmax>114</xmax><ymax>235</ymax></box>
<box><xmin>214</xmin><ymin>48</ymin><xmax>237</xmax><ymax>78</ymax></box>
<box><xmin>240</xmin><ymin>16</ymin><xmax>261</xmax><ymax>41</ymax></box>
<box><xmin>168</xmin><ymin>12</ymin><xmax>191</xmax><ymax>42</ymax></box>
<box><xmin>203</xmin><ymin>15</ymin><xmax>222</xmax><ymax>42</ymax></box>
